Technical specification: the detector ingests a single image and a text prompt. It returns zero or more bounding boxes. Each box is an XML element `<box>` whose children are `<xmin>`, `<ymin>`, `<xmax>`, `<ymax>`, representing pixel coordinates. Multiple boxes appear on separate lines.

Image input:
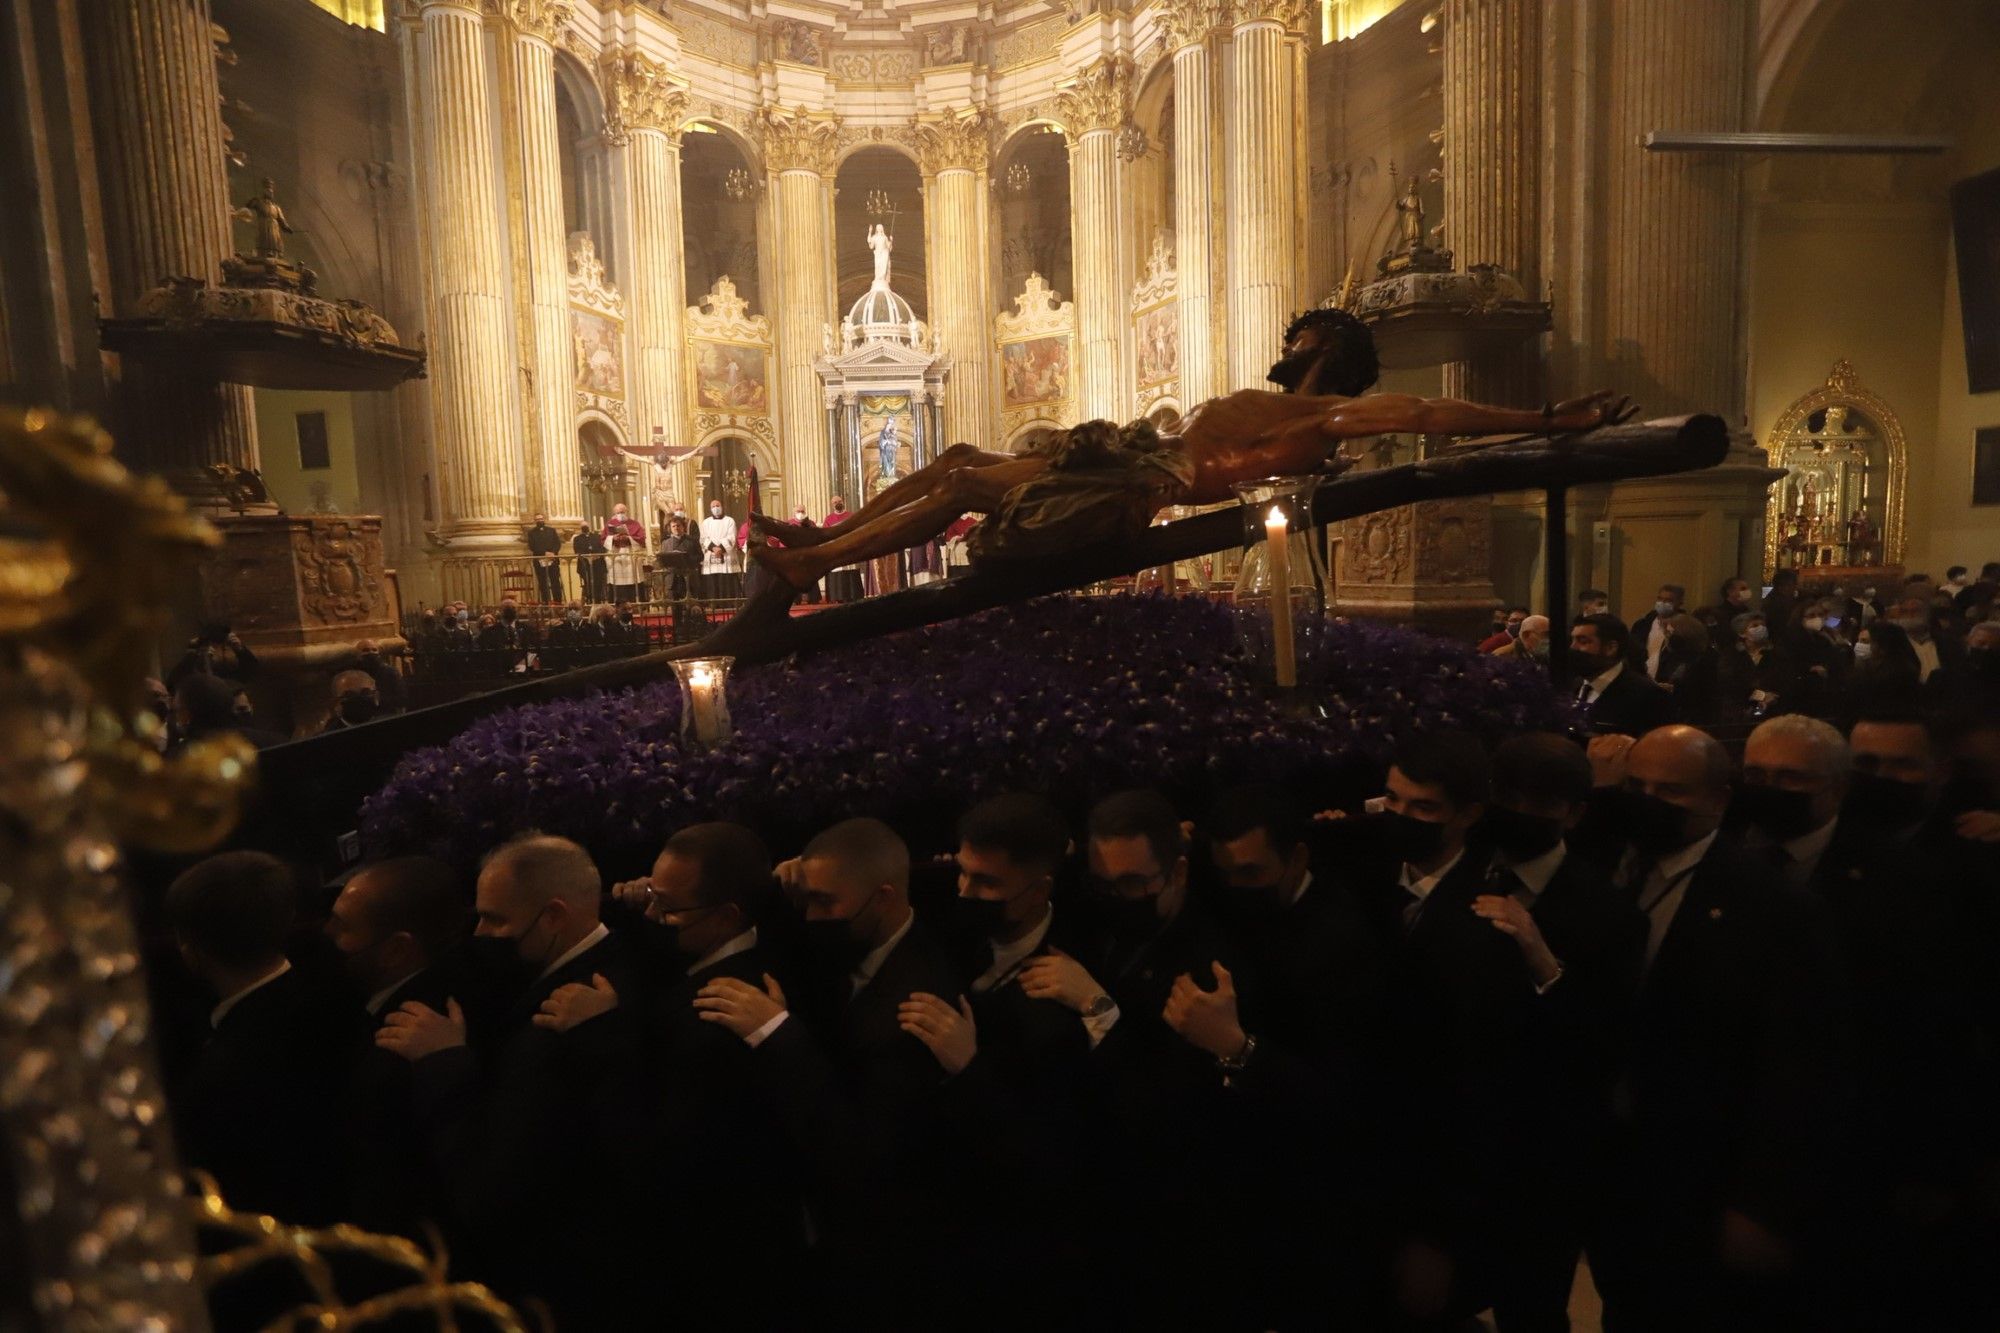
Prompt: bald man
<box><xmin>376</xmin><ymin>834</ymin><xmax>649</xmax><ymax>1328</ymax></box>
<box><xmin>1590</xmin><ymin>725</ymin><xmax>1845</xmax><ymax>1333</ymax></box>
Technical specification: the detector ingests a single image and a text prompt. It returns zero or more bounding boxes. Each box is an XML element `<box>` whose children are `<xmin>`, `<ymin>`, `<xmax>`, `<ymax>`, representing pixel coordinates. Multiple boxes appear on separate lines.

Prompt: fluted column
<box><xmin>509</xmin><ymin>3</ymin><xmax>580</xmax><ymax>523</ymax></box>
<box><xmin>918</xmin><ymin>110</ymin><xmax>995</xmax><ymax>448</ymax></box>
<box><xmin>1225</xmin><ymin>0</ymin><xmax>1304</xmax><ymax>391</ymax></box>
<box><xmin>1601</xmin><ymin>0</ymin><xmax>1753</xmax><ymax>420</ymax></box>
<box><xmin>409</xmin><ymin>0</ymin><xmax>524</xmax><ymax>548</ymax></box>
<box><xmin>1059</xmin><ymin>57</ymin><xmax>1131</xmax><ymax>421</ymax></box>
<box><xmin>82</xmin><ymin>0</ymin><xmax>261</xmax><ymax>508</ymax></box>
<box><xmin>1441</xmin><ymin>0</ymin><xmax>1543</xmax><ymax>407</ymax></box>
<box><xmin>763</xmin><ymin>108</ymin><xmax>842</xmax><ymax>516</ymax></box>
<box><xmin>1162</xmin><ymin>2</ymin><xmax>1220</xmax><ymax>406</ymax></box>
<box><xmin>605</xmin><ymin>50</ymin><xmax>693</xmax><ymax>505</ymax></box>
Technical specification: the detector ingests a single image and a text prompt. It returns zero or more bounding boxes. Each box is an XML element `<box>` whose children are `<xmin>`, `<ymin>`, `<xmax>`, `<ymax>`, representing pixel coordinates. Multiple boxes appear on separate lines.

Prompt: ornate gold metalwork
<box><xmin>0</xmin><ymin>408</ymin><xmax>529</xmax><ymax>1329</ymax></box>
<box><xmin>190</xmin><ymin>1174</ymin><xmax>535</xmax><ymax>1332</ymax></box>
<box><xmin>1761</xmin><ymin>359</ymin><xmax>1909</xmax><ymax>577</ymax></box>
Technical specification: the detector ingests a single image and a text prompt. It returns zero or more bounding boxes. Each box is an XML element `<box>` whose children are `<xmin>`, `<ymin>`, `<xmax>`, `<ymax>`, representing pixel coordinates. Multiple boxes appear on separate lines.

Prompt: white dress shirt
<box><xmin>1397</xmin><ymin>848</ymin><xmax>1468</xmax><ymax>927</ymax></box>
<box><xmin>366</xmin><ymin>967</ymin><xmax>424</xmax><ymax>1018</ymax></box>
<box><xmin>1627</xmin><ymin>830</ymin><xmax>1720</xmax><ymax>973</ymax></box>
<box><xmin>1770</xmin><ymin>817</ymin><xmax>1838</xmax><ymax>888</ymax></box>
<box><xmin>973</xmin><ymin>910</ymin><xmax>1051</xmax><ymax>995</ymax></box>
<box><xmin>538</xmin><ymin>921</ymin><xmax>610</xmax><ymax>983</ymax></box>
<box><xmin>210</xmin><ymin>959</ymin><xmax>292</xmax><ymax>1028</ymax></box>
<box><xmin>1646</xmin><ymin>615</ymin><xmax>1670</xmax><ymax>679</ymax></box>
<box><xmin>1580</xmin><ymin>659</ymin><xmax>1627</xmax><ymax>704</ymax></box>
<box><xmin>1911</xmin><ymin>636</ymin><xmax>1941</xmax><ymax>682</ymax></box>
<box><xmin>688</xmin><ymin>926</ymin><xmax>759</xmax><ymax>977</ymax></box>
<box><xmin>1495</xmin><ymin>841</ymin><xmax>1567</xmax><ymax>904</ymax></box>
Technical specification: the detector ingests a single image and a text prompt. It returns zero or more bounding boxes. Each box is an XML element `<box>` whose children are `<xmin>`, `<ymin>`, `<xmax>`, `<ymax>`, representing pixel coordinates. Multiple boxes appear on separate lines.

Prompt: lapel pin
<box><xmin>1708</xmin><ymin>907</ymin><xmax>1723</xmax><ymax>920</ymax></box>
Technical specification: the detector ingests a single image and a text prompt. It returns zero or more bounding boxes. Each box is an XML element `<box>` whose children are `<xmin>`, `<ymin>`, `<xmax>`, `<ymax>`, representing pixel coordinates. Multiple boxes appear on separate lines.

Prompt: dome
<box><xmin>846</xmin><ymin>282</ymin><xmax>918</xmax><ymax>344</ymax></box>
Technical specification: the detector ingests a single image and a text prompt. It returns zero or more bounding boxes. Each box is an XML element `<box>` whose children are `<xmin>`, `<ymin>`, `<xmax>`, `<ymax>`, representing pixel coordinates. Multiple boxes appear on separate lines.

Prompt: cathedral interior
<box><xmin>4</xmin><ymin>0</ymin><xmax>2000</xmax><ymax>1328</ymax></box>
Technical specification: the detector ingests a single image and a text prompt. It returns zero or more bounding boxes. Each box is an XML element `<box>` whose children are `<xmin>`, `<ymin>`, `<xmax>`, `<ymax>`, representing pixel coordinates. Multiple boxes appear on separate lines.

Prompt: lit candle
<box><xmin>1265</xmin><ymin>505</ymin><xmax>1297</xmax><ymax>687</ymax></box>
<box><xmin>686</xmin><ymin>665</ymin><xmax>726</xmax><ymax>743</ymax></box>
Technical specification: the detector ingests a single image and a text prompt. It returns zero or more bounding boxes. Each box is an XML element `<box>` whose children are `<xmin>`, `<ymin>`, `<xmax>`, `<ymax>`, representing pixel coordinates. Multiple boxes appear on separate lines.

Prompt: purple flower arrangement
<box><xmin>360</xmin><ymin>594</ymin><xmax>1580</xmax><ymax>873</ymax></box>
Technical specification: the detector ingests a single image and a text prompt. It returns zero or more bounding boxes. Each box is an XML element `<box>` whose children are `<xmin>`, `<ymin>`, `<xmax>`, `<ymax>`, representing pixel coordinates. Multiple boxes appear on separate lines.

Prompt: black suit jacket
<box><xmin>171</xmin><ymin>967</ymin><xmax>360</xmax><ymax>1226</ymax></box>
<box><xmin>1583</xmin><ymin>663</ymin><xmax>1673</xmax><ymax>736</ymax></box>
<box><xmin>750</xmin><ymin>921</ymin><xmax>967</xmax><ymax>1262</ymax></box>
<box><xmin>1618</xmin><ymin>835</ymin><xmax>1846</xmax><ymax>1238</ymax></box>
<box><xmin>410</xmin><ymin>931</ymin><xmax>650</xmax><ymax>1328</ymax></box>
<box><xmin>344</xmin><ymin>967</ymin><xmax>455</xmax><ymax>1239</ymax></box>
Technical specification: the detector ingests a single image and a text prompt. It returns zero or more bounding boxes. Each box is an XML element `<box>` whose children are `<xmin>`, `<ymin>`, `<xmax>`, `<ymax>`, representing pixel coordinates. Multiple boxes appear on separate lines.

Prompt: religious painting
<box><xmin>858</xmin><ymin>393</ymin><xmax>916</xmax><ymax>496</ymax></box>
<box><xmin>1001</xmin><ymin>335</ymin><xmax>1069</xmax><ymax>408</ymax></box>
<box><xmin>692</xmin><ymin>340</ymin><xmax>768</xmax><ymax>414</ymax></box>
<box><xmin>572</xmin><ymin>309</ymin><xmax>624</xmax><ymax>398</ymax></box>
<box><xmin>1135</xmin><ymin>305</ymin><xmax>1179</xmax><ymax>387</ymax></box>
<box><xmin>1975</xmin><ymin>426</ymin><xmax>2000</xmax><ymax>506</ymax></box>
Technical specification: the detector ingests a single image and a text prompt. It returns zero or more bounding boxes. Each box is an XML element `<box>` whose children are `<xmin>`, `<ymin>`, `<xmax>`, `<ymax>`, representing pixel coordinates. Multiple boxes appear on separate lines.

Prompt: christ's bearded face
<box><xmin>1267</xmin><ymin>328</ymin><xmax>1323</xmax><ymax>392</ymax></box>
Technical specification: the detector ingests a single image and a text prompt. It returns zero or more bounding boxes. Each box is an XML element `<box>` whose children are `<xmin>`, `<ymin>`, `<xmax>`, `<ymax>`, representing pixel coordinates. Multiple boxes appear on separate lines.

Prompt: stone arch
<box><xmin>993</xmin><ymin>123</ymin><xmax>1073</xmax><ymax>314</ymax></box>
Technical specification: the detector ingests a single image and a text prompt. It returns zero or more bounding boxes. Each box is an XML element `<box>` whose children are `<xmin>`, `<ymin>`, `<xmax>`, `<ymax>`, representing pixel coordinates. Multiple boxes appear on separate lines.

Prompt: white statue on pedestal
<box><xmin>868</xmin><ymin>223</ymin><xmax>892</xmax><ymax>290</ymax></box>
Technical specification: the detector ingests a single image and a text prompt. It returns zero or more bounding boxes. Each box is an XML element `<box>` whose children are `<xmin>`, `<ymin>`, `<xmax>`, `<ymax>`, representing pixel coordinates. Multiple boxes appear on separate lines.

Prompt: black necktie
<box><xmin>1485</xmin><ymin>861</ymin><xmax>1527</xmax><ymax>902</ymax></box>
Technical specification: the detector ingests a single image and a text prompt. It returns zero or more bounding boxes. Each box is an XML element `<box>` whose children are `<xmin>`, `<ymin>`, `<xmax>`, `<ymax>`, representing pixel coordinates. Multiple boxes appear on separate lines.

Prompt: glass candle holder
<box><xmin>1230</xmin><ymin>476</ymin><xmax>1329</xmax><ymax>688</ymax></box>
<box><xmin>672</xmin><ymin>656</ymin><xmax>735</xmax><ymax>747</ymax></box>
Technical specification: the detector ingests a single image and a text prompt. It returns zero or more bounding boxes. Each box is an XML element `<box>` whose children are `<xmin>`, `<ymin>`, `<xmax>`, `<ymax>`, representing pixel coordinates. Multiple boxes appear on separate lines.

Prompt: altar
<box><xmin>1762</xmin><ymin>360</ymin><xmax>1908</xmax><ymax>581</ymax></box>
<box><xmin>813</xmin><ymin>225</ymin><xmax>949</xmax><ymax>594</ymax></box>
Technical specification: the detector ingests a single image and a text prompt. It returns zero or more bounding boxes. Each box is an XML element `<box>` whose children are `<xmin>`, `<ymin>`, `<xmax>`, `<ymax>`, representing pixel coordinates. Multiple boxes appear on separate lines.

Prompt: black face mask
<box><xmin>1606</xmin><ymin>788</ymin><xmax>1697</xmax><ymax>856</ymax></box>
<box><xmin>338</xmin><ymin>696</ymin><xmax>378</xmax><ymax>725</ymax></box>
<box><xmin>1208</xmin><ymin>882</ymin><xmax>1290</xmax><ymax>929</ymax></box>
<box><xmin>1480</xmin><ymin>806</ymin><xmax>1565</xmax><ymax>861</ymax></box>
<box><xmin>1373</xmin><ymin>810</ymin><xmax>1450</xmax><ymax>864</ymax></box>
<box><xmin>501</xmin><ymin>607</ymin><xmax>518</xmax><ymax>622</ymax></box>
<box><xmin>1730</xmin><ymin>783</ymin><xmax>1822</xmax><ymax>841</ymax></box>
<box><xmin>801</xmin><ymin>898</ymin><xmax>878</xmax><ymax>972</ymax></box>
<box><xmin>461</xmin><ymin>928</ymin><xmax>544</xmax><ymax>999</ymax></box>
<box><xmin>1567</xmin><ymin>648</ymin><xmax>1610</xmax><ymax>679</ymax></box>
<box><xmin>1841</xmin><ymin>773</ymin><xmax>1933</xmax><ymax>832</ymax></box>
<box><xmin>1969</xmin><ymin>649</ymin><xmax>2000</xmax><ymax>679</ymax></box>
<box><xmin>232</xmin><ymin>707</ymin><xmax>257</xmax><ymax>727</ymax></box>
<box><xmin>953</xmin><ymin>895</ymin><xmax>1014</xmax><ymax>938</ymax></box>
<box><xmin>1084</xmin><ymin>890</ymin><xmax>1163</xmax><ymax>944</ymax></box>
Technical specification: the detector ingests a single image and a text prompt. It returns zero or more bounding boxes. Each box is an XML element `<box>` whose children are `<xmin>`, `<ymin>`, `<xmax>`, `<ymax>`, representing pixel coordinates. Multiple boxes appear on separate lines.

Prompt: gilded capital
<box><xmin>600</xmin><ymin>48</ymin><xmax>692</xmax><ymax>145</ymax></box>
<box><xmin>1055</xmin><ymin>56</ymin><xmax>1132</xmax><ymax>137</ymax></box>
<box><xmin>1229</xmin><ymin>0</ymin><xmax>1308</xmax><ymax>31</ymax></box>
<box><xmin>760</xmin><ymin>105</ymin><xmax>844</xmax><ymax>175</ymax></box>
<box><xmin>493</xmin><ymin>0</ymin><xmax>572</xmax><ymax>43</ymax></box>
<box><xmin>913</xmin><ymin>108</ymin><xmax>993</xmax><ymax>176</ymax></box>
<box><xmin>1157</xmin><ymin>0</ymin><xmax>1223</xmax><ymax>50</ymax></box>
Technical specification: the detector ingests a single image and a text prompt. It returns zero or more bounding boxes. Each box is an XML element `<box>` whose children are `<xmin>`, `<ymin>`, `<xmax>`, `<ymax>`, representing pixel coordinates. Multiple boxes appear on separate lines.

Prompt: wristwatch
<box><xmin>1216</xmin><ymin>1033</ymin><xmax>1258</xmax><ymax>1073</ymax></box>
<box><xmin>1081</xmin><ymin>993</ymin><xmax>1116</xmax><ymax>1019</ymax></box>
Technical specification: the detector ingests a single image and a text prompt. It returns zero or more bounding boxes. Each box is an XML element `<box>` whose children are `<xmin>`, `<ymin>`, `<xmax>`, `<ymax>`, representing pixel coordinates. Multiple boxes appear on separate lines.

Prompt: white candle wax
<box><xmin>687</xmin><ymin>667</ymin><xmax>726</xmax><ymax>743</ymax></box>
<box><xmin>1265</xmin><ymin>506</ymin><xmax>1297</xmax><ymax>688</ymax></box>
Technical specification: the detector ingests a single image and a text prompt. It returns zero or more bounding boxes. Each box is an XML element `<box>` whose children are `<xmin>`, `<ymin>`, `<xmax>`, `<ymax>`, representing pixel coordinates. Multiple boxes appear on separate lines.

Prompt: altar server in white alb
<box><xmin>699</xmin><ymin>499</ymin><xmax>739</xmax><ymax>598</ymax></box>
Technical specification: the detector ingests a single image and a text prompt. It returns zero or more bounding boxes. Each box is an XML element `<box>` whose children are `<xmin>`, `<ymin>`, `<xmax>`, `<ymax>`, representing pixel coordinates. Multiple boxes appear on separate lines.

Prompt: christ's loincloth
<box><xmin>967</xmin><ymin>418</ymin><xmax>1195</xmax><ymax>566</ymax></box>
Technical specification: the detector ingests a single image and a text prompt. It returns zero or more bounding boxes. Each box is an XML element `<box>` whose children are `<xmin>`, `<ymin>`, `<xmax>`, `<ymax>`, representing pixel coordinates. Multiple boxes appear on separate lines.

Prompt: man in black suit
<box><xmin>374</xmin><ymin>834</ymin><xmax>646</xmax><ymax>1329</ymax></box>
<box><xmin>539</xmin><ymin>822</ymin><xmax>806</xmax><ymax>1327</ymax></box>
<box><xmin>1182</xmin><ymin>783</ymin><xmax>1388</xmax><ymax>1328</ymax></box>
<box><xmin>1016</xmin><ymin>790</ymin><xmax>1256</xmax><ymax>1326</ymax></box>
<box><xmin>1627</xmin><ymin>582</ymin><xmax>1685</xmax><ymax>679</ymax></box>
<box><xmin>1569</xmin><ymin>613</ymin><xmax>1671</xmax><ymax>737</ymax></box>
<box><xmin>902</xmin><ymin>794</ymin><xmax>1095</xmax><ymax>1323</ymax></box>
<box><xmin>1589</xmin><ymin>725</ymin><xmax>1845</xmax><ymax>1333</ymax></box>
<box><xmin>695</xmin><ymin>817</ymin><xmax>967</xmax><ymax>1325</ymax></box>
<box><xmin>164</xmin><ymin>851</ymin><xmax>356</xmax><ymax>1225</ymax></box>
<box><xmin>1473</xmin><ymin>734</ymin><xmax>1645</xmax><ymax>1333</ymax></box>
<box><xmin>323</xmin><ymin>855</ymin><xmax>466</xmax><ymax>1239</ymax></box>
<box><xmin>1325</xmin><ymin>734</ymin><xmax>1522</xmax><ymax>1328</ymax></box>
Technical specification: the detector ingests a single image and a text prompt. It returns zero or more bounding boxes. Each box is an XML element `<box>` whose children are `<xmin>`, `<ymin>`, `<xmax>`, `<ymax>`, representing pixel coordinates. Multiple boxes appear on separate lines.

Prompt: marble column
<box><xmin>1162</xmin><ymin>2</ymin><xmax>1220</xmax><ymax>406</ymax></box>
<box><xmin>918</xmin><ymin>110</ymin><xmax>995</xmax><ymax>448</ymax></box>
<box><xmin>604</xmin><ymin>50</ymin><xmax>692</xmax><ymax>505</ymax></box>
<box><xmin>1587</xmin><ymin>0</ymin><xmax>1773</xmax><ymax>614</ymax></box>
<box><xmin>763</xmin><ymin>108</ymin><xmax>842</xmax><ymax>517</ymax></box>
<box><xmin>506</xmin><ymin>3</ymin><xmax>580</xmax><ymax>525</ymax></box>
<box><xmin>1225</xmin><ymin>0</ymin><xmax>1304</xmax><ymax>392</ymax></box>
<box><xmin>1600</xmin><ymin>0</ymin><xmax>1754</xmax><ymax>421</ymax></box>
<box><xmin>81</xmin><ymin>0</ymin><xmax>261</xmax><ymax>508</ymax></box>
<box><xmin>408</xmin><ymin>0</ymin><xmax>524</xmax><ymax>549</ymax></box>
<box><xmin>1441</xmin><ymin>0</ymin><xmax>1543</xmax><ymax>407</ymax></box>
<box><xmin>1059</xmin><ymin>57</ymin><xmax>1131</xmax><ymax>421</ymax></box>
